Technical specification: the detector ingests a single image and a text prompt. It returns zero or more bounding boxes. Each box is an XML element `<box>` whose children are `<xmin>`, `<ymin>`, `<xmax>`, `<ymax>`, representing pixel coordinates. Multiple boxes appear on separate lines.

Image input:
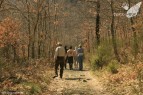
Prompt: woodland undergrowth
<box><xmin>0</xmin><ymin>58</ymin><xmax>53</xmax><ymax>95</ymax></box>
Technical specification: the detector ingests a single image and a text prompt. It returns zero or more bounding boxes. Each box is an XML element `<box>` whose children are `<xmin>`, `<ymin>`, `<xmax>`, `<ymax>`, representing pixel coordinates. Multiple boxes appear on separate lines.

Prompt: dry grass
<box><xmin>96</xmin><ymin>62</ymin><xmax>143</xmax><ymax>95</ymax></box>
<box><xmin>0</xmin><ymin>58</ymin><xmax>53</xmax><ymax>95</ymax></box>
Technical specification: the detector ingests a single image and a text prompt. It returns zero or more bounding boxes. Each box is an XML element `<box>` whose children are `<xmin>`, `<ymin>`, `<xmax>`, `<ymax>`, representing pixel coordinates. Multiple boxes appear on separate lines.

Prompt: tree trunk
<box><xmin>26</xmin><ymin>0</ymin><xmax>31</xmax><ymax>59</ymax></box>
<box><xmin>47</xmin><ymin>0</ymin><xmax>52</xmax><ymax>60</ymax></box>
<box><xmin>110</xmin><ymin>0</ymin><xmax>120</xmax><ymax>62</ymax></box>
<box><xmin>95</xmin><ymin>0</ymin><xmax>100</xmax><ymax>47</ymax></box>
<box><xmin>128</xmin><ymin>0</ymin><xmax>139</xmax><ymax>59</ymax></box>
<box><xmin>0</xmin><ymin>0</ymin><xmax>4</xmax><ymax>8</ymax></box>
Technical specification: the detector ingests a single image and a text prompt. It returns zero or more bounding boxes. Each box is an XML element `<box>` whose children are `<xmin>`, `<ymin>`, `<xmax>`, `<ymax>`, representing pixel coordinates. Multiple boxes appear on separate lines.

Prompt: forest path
<box><xmin>45</xmin><ymin>65</ymin><xmax>110</xmax><ymax>95</ymax></box>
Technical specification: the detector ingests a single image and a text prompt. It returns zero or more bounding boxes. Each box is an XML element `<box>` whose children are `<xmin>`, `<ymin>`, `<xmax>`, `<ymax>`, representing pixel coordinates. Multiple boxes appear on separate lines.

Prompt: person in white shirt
<box><xmin>53</xmin><ymin>42</ymin><xmax>65</xmax><ymax>79</ymax></box>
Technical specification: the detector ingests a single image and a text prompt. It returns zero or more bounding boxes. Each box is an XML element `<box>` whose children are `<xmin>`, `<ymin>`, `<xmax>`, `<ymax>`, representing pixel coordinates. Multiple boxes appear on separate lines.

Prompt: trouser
<box><xmin>55</xmin><ymin>56</ymin><xmax>65</xmax><ymax>78</ymax></box>
<box><xmin>78</xmin><ymin>55</ymin><xmax>83</xmax><ymax>70</ymax></box>
<box><xmin>67</xmin><ymin>56</ymin><xmax>73</xmax><ymax>70</ymax></box>
<box><xmin>69</xmin><ymin>63</ymin><xmax>73</xmax><ymax>70</ymax></box>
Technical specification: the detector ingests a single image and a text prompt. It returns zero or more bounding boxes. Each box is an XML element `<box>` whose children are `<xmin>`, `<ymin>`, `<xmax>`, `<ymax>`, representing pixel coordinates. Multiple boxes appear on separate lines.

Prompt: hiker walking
<box><xmin>66</xmin><ymin>46</ymin><xmax>74</xmax><ymax>70</ymax></box>
<box><xmin>77</xmin><ymin>44</ymin><xmax>84</xmax><ymax>71</ymax></box>
<box><xmin>64</xmin><ymin>45</ymin><xmax>68</xmax><ymax>69</ymax></box>
<box><xmin>53</xmin><ymin>42</ymin><xmax>65</xmax><ymax>79</ymax></box>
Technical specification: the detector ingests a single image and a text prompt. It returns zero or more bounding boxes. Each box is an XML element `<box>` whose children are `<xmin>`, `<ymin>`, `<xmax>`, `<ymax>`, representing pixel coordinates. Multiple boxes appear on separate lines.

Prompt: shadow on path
<box><xmin>68</xmin><ymin>68</ymin><xmax>90</xmax><ymax>71</ymax></box>
<box><xmin>65</xmin><ymin>77</ymin><xmax>84</xmax><ymax>80</ymax></box>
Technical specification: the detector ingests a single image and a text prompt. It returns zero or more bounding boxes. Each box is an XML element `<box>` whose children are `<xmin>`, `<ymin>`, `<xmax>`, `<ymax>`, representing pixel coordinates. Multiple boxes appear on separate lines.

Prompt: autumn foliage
<box><xmin>0</xmin><ymin>17</ymin><xmax>20</xmax><ymax>48</ymax></box>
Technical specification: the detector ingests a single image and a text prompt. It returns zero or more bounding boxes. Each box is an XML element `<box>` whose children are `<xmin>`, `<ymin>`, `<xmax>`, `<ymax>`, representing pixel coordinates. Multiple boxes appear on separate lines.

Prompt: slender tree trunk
<box><xmin>110</xmin><ymin>0</ymin><xmax>120</xmax><ymax>62</ymax></box>
<box><xmin>128</xmin><ymin>0</ymin><xmax>139</xmax><ymax>59</ymax></box>
<box><xmin>54</xmin><ymin>0</ymin><xmax>58</xmax><ymax>37</ymax></box>
<box><xmin>95</xmin><ymin>0</ymin><xmax>100</xmax><ymax>47</ymax></box>
<box><xmin>12</xmin><ymin>45</ymin><xmax>19</xmax><ymax>62</ymax></box>
<box><xmin>131</xmin><ymin>18</ymin><xmax>138</xmax><ymax>59</ymax></box>
<box><xmin>26</xmin><ymin>0</ymin><xmax>31</xmax><ymax>59</ymax></box>
<box><xmin>0</xmin><ymin>0</ymin><xmax>4</xmax><ymax>8</ymax></box>
<box><xmin>47</xmin><ymin>0</ymin><xmax>52</xmax><ymax>59</ymax></box>
<box><xmin>32</xmin><ymin>1</ymin><xmax>40</xmax><ymax>58</ymax></box>
<box><xmin>87</xmin><ymin>31</ymin><xmax>90</xmax><ymax>52</ymax></box>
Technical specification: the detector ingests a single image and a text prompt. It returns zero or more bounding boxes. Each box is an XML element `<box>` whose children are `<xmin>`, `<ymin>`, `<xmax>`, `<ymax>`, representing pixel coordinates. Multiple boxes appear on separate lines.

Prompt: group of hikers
<box><xmin>53</xmin><ymin>42</ymin><xmax>84</xmax><ymax>79</ymax></box>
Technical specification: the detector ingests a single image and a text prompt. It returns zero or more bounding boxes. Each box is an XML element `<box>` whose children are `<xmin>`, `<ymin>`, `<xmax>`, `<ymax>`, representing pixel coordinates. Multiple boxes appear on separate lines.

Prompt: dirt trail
<box><xmin>45</xmin><ymin>67</ymin><xmax>110</xmax><ymax>95</ymax></box>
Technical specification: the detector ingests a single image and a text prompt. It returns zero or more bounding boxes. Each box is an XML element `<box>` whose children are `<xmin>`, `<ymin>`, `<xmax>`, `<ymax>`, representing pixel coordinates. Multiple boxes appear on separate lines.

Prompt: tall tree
<box><xmin>128</xmin><ymin>0</ymin><xmax>139</xmax><ymax>59</ymax></box>
<box><xmin>110</xmin><ymin>0</ymin><xmax>120</xmax><ymax>62</ymax></box>
<box><xmin>0</xmin><ymin>0</ymin><xmax>4</xmax><ymax>8</ymax></box>
<box><xmin>95</xmin><ymin>0</ymin><xmax>100</xmax><ymax>47</ymax></box>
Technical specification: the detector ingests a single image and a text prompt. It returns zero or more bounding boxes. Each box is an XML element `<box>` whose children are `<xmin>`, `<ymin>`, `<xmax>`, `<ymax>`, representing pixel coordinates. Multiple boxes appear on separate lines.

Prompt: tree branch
<box><xmin>0</xmin><ymin>0</ymin><xmax>4</xmax><ymax>8</ymax></box>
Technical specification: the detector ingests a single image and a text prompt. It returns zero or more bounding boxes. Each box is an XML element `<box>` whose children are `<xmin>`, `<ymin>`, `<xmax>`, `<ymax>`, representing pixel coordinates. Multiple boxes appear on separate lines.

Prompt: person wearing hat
<box><xmin>53</xmin><ymin>42</ymin><xmax>65</xmax><ymax>79</ymax></box>
<box><xmin>77</xmin><ymin>44</ymin><xmax>84</xmax><ymax>71</ymax></box>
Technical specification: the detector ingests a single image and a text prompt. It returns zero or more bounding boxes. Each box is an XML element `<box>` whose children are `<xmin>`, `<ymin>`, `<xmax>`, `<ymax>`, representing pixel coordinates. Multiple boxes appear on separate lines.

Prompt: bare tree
<box><xmin>110</xmin><ymin>0</ymin><xmax>120</xmax><ymax>62</ymax></box>
<box><xmin>95</xmin><ymin>0</ymin><xmax>100</xmax><ymax>47</ymax></box>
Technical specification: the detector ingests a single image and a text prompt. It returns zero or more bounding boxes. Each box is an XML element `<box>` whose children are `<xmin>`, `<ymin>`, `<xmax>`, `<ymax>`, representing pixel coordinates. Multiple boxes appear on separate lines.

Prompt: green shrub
<box><xmin>90</xmin><ymin>55</ymin><xmax>101</xmax><ymax>71</ymax></box>
<box><xmin>22</xmin><ymin>82</ymin><xmax>42</xmax><ymax>95</ymax></box>
<box><xmin>90</xmin><ymin>43</ymin><xmax>114</xmax><ymax>71</ymax></box>
<box><xmin>97</xmin><ymin>44</ymin><xmax>113</xmax><ymax>63</ymax></box>
<box><xmin>108</xmin><ymin>60</ymin><xmax>119</xmax><ymax>74</ymax></box>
